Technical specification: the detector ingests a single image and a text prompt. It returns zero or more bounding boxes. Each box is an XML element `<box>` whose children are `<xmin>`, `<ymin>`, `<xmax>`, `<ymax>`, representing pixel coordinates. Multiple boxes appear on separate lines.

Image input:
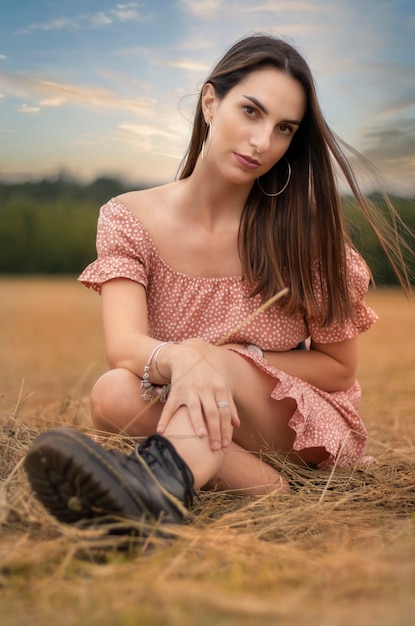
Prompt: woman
<box><xmin>24</xmin><ymin>34</ymin><xmax>412</xmax><ymax>528</ymax></box>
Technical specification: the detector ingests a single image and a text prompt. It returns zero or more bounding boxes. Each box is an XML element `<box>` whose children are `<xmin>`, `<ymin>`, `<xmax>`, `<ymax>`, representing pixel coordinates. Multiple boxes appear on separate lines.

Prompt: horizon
<box><xmin>2</xmin><ymin>171</ymin><xmax>414</xmax><ymax>200</ymax></box>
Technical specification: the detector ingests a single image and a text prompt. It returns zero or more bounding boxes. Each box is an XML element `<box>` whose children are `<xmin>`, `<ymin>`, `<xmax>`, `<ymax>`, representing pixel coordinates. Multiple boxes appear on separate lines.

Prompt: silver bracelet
<box><xmin>140</xmin><ymin>341</ymin><xmax>176</xmax><ymax>403</ymax></box>
<box><xmin>155</xmin><ymin>341</ymin><xmax>178</xmax><ymax>379</ymax></box>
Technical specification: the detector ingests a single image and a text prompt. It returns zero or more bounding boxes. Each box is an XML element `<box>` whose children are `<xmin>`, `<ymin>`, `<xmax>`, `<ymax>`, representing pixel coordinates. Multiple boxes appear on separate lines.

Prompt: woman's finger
<box><xmin>216</xmin><ymin>402</ymin><xmax>233</xmax><ymax>448</ymax></box>
<box><xmin>202</xmin><ymin>399</ymin><xmax>226</xmax><ymax>450</ymax></box>
<box><xmin>158</xmin><ymin>394</ymin><xmax>209</xmax><ymax>439</ymax></box>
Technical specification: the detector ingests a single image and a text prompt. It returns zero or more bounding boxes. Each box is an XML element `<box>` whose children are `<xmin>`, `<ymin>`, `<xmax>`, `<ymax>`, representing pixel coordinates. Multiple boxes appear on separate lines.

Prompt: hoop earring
<box><xmin>201</xmin><ymin>123</ymin><xmax>212</xmax><ymax>160</ymax></box>
<box><xmin>257</xmin><ymin>157</ymin><xmax>291</xmax><ymax>197</ymax></box>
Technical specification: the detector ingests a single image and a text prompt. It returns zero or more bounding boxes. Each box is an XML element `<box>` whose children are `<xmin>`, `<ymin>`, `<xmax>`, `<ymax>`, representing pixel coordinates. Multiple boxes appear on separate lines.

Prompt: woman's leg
<box><xmin>90</xmin><ymin>368</ymin><xmax>285</xmax><ymax>491</ymax></box>
<box><xmin>90</xmin><ymin>367</ymin><xmax>291</xmax><ymax>493</ymax></box>
<box><xmin>89</xmin><ymin>350</ymin><xmax>328</xmax><ymax>494</ymax></box>
<box><xmin>90</xmin><ymin>356</ymin><xmax>295</xmax><ymax>449</ymax></box>
<box><xmin>90</xmin><ymin>368</ymin><xmax>162</xmax><ymax>436</ymax></box>
<box><xmin>205</xmin><ymin>440</ymin><xmax>289</xmax><ymax>495</ymax></box>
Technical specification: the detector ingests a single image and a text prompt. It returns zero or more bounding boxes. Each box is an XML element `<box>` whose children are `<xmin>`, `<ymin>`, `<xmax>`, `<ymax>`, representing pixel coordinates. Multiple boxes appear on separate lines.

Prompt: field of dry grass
<box><xmin>1</xmin><ymin>278</ymin><xmax>414</xmax><ymax>626</ymax></box>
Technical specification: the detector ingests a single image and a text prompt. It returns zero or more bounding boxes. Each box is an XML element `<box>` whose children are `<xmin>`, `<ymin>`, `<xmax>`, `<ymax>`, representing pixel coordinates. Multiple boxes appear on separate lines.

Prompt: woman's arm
<box><xmin>99</xmin><ymin>278</ymin><xmax>240</xmax><ymax>448</ymax></box>
<box><xmin>262</xmin><ymin>337</ymin><xmax>359</xmax><ymax>393</ymax></box>
<box><xmin>100</xmin><ymin>278</ymin><xmax>161</xmax><ymax>377</ymax></box>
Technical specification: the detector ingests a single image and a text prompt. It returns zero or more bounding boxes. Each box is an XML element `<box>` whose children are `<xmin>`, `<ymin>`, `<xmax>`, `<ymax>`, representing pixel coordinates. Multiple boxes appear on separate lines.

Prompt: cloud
<box><xmin>89</xmin><ymin>13</ymin><xmax>113</xmax><ymax>27</ymax></box>
<box><xmin>243</xmin><ymin>1</ymin><xmax>324</xmax><ymax>13</ymax></box>
<box><xmin>0</xmin><ymin>54</ymin><xmax>7</xmax><ymax>60</ymax></box>
<box><xmin>15</xmin><ymin>3</ymin><xmax>148</xmax><ymax>34</ymax></box>
<box><xmin>112</xmin><ymin>3</ymin><xmax>144</xmax><ymax>21</ymax></box>
<box><xmin>17</xmin><ymin>17</ymin><xmax>80</xmax><ymax>33</ymax></box>
<box><xmin>376</xmin><ymin>98</ymin><xmax>415</xmax><ymax>121</ymax></box>
<box><xmin>363</xmin><ymin>122</ymin><xmax>415</xmax><ymax>161</ymax></box>
<box><xmin>115</xmin><ymin>46</ymin><xmax>210</xmax><ymax>78</ymax></box>
<box><xmin>179</xmin><ymin>0</ymin><xmax>222</xmax><ymax>17</ymax></box>
<box><xmin>119</xmin><ymin>123</ymin><xmax>178</xmax><ymax>140</ymax></box>
<box><xmin>0</xmin><ymin>70</ymin><xmax>156</xmax><ymax>117</ymax></box>
<box><xmin>38</xmin><ymin>97</ymin><xmax>67</xmax><ymax>107</ymax></box>
<box><xmin>370</xmin><ymin>65</ymin><xmax>415</xmax><ymax>121</ymax></box>
<box><xmin>160</xmin><ymin>59</ymin><xmax>211</xmax><ymax>72</ymax></box>
<box><xmin>174</xmin><ymin>0</ymin><xmax>343</xmax><ymax>71</ymax></box>
<box><xmin>179</xmin><ymin>0</ymin><xmax>325</xmax><ymax>26</ymax></box>
<box><xmin>118</xmin><ymin>118</ymin><xmax>189</xmax><ymax>159</ymax></box>
<box><xmin>360</xmin><ymin>120</ymin><xmax>415</xmax><ymax>192</ymax></box>
<box><xmin>19</xmin><ymin>104</ymin><xmax>40</xmax><ymax>113</ymax></box>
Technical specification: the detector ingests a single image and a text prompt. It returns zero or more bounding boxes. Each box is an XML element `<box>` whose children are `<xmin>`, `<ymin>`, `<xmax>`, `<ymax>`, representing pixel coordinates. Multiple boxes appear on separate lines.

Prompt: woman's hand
<box><xmin>156</xmin><ymin>339</ymin><xmax>240</xmax><ymax>450</ymax></box>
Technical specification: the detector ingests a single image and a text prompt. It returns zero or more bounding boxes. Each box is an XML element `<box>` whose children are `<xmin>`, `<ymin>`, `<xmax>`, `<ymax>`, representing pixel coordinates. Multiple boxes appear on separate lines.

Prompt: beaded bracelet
<box><xmin>140</xmin><ymin>341</ymin><xmax>177</xmax><ymax>403</ymax></box>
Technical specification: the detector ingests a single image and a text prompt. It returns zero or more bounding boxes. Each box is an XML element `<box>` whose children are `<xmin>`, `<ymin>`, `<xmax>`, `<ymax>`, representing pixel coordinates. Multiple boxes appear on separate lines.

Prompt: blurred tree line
<box><xmin>0</xmin><ymin>175</ymin><xmax>414</xmax><ymax>283</ymax></box>
<box><xmin>0</xmin><ymin>176</ymin><xmax>144</xmax><ymax>274</ymax></box>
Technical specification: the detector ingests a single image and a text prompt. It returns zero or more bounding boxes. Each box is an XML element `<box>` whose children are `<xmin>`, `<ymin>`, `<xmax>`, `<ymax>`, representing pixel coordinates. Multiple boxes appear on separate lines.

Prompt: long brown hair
<box><xmin>178</xmin><ymin>34</ymin><xmax>412</xmax><ymax>325</ymax></box>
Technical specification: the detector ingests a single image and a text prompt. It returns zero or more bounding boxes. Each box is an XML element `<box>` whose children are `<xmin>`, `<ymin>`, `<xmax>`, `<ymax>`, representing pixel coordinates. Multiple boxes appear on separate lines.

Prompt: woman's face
<box><xmin>202</xmin><ymin>67</ymin><xmax>306</xmax><ymax>185</ymax></box>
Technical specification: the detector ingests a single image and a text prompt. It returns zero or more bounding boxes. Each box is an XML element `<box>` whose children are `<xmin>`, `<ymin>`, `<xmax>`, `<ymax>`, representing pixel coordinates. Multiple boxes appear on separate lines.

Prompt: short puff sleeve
<box><xmin>78</xmin><ymin>199</ymin><xmax>149</xmax><ymax>293</ymax></box>
<box><xmin>306</xmin><ymin>247</ymin><xmax>378</xmax><ymax>343</ymax></box>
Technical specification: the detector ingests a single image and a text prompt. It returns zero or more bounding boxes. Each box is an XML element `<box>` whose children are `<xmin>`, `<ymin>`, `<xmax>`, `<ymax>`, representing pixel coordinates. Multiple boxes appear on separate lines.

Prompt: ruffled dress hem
<box><xmin>228</xmin><ymin>348</ymin><xmax>367</xmax><ymax>470</ymax></box>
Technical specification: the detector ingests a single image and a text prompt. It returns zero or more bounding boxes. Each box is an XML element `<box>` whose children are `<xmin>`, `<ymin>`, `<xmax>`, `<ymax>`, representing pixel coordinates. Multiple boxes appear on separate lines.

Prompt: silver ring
<box><xmin>216</xmin><ymin>401</ymin><xmax>230</xmax><ymax>408</ymax></box>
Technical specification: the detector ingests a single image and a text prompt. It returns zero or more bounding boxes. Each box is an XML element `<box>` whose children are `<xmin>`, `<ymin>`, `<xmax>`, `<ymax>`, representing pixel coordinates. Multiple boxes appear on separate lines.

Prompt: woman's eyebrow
<box><xmin>242</xmin><ymin>95</ymin><xmax>268</xmax><ymax>114</ymax></box>
<box><xmin>242</xmin><ymin>94</ymin><xmax>301</xmax><ymax>126</ymax></box>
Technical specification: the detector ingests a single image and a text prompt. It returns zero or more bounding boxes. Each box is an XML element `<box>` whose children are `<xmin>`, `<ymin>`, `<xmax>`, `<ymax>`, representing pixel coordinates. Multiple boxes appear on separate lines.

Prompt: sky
<box><xmin>0</xmin><ymin>0</ymin><xmax>414</xmax><ymax>194</ymax></box>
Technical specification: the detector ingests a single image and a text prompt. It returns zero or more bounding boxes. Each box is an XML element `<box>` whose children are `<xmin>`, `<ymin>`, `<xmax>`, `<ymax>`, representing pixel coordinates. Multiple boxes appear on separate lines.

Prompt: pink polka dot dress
<box><xmin>79</xmin><ymin>198</ymin><xmax>378</xmax><ymax>470</ymax></box>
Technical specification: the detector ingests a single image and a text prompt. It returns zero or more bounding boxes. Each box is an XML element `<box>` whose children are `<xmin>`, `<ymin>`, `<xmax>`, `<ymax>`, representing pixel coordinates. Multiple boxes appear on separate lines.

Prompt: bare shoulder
<box><xmin>116</xmin><ymin>182</ymin><xmax>182</xmax><ymax>231</ymax></box>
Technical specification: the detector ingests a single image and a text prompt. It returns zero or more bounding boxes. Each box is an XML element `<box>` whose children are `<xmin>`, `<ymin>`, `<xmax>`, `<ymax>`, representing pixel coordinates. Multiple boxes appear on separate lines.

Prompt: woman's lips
<box><xmin>234</xmin><ymin>153</ymin><xmax>261</xmax><ymax>170</ymax></box>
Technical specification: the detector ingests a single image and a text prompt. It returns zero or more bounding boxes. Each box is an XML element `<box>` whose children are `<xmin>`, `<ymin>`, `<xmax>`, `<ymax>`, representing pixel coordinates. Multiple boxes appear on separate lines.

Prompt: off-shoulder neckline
<box><xmin>105</xmin><ymin>198</ymin><xmax>245</xmax><ymax>284</ymax></box>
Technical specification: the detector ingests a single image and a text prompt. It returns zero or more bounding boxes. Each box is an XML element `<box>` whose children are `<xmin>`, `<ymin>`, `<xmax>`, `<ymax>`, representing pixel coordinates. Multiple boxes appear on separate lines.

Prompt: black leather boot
<box><xmin>24</xmin><ymin>427</ymin><xmax>194</xmax><ymax>528</ymax></box>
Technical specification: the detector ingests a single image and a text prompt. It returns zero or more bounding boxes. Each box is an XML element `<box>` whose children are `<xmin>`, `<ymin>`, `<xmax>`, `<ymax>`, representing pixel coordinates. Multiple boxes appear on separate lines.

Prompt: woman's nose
<box><xmin>249</xmin><ymin>124</ymin><xmax>272</xmax><ymax>153</ymax></box>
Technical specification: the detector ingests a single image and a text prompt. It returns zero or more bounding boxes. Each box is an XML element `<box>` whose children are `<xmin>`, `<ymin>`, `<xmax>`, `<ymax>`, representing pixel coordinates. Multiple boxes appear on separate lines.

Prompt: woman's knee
<box><xmin>90</xmin><ymin>369</ymin><xmax>134</xmax><ymax>412</ymax></box>
<box><xmin>89</xmin><ymin>368</ymin><xmax>158</xmax><ymax>435</ymax></box>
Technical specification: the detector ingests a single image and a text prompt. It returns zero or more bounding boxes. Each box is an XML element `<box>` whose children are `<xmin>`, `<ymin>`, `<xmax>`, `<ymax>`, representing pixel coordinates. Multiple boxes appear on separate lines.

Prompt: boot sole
<box><xmin>24</xmin><ymin>428</ymin><xmax>153</xmax><ymax>526</ymax></box>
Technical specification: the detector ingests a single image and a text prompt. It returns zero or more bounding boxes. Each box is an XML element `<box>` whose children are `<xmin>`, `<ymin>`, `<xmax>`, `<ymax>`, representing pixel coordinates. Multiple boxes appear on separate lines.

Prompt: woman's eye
<box><xmin>278</xmin><ymin>124</ymin><xmax>293</xmax><ymax>135</ymax></box>
<box><xmin>243</xmin><ymin>105</ymin><xmax>257</xmax><ymax>117</ymax></box>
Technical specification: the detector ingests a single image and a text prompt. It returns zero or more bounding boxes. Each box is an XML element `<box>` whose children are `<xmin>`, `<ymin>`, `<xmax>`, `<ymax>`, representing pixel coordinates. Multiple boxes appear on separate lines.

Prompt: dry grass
<box><xmin>1</xmin><ymin>278</ymin><xmax>414</xmax><ymax>626</ymax></box>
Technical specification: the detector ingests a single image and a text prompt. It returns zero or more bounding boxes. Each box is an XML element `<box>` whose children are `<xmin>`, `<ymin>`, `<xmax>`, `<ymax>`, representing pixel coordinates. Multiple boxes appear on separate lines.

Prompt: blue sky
<box><xmin>0</xmin><ymin>0</ymin><xmax>414</xmax><ymax>193</ymax></box>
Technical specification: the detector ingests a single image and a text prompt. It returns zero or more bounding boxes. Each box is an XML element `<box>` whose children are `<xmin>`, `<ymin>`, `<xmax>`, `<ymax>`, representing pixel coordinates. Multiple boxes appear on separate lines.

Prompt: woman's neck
<box><xmin>178</xmin><ymin>162</ymin><xmax>252</xmax><ymax>232</ymax></box>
